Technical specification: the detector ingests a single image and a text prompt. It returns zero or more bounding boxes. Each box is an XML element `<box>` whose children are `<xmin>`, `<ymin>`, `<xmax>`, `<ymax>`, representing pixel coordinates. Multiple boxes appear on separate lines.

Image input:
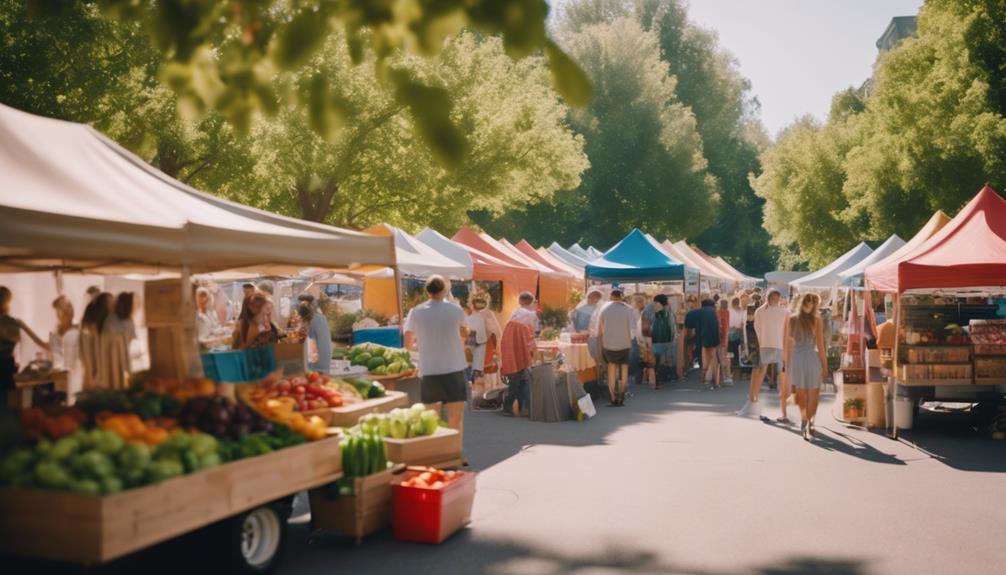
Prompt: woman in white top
<box><xmin>464</xmin><ymin>294</ymin><xmax>502</xmax><ymax>376</ymax></box>
<box><xmin>48</xmin><ymin>296</ymin><xmax>82</xmax><ymax>402</ymax></box>
<box><xmin>195</xmin><ymin>287</ymin><xmax>219</xmax><ymax>341</ymax></box>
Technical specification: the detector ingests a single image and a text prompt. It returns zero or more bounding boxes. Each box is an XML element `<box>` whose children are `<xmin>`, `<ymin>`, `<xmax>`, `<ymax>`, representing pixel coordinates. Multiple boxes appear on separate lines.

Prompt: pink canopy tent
<box><xmin>865</xmin><ymin>186</ymin><xmax>1006</xmax><ymax>292</ymax></box>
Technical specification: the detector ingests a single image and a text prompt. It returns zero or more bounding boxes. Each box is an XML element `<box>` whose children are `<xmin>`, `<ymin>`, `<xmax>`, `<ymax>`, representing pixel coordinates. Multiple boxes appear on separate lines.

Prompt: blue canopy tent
<box><xmin>585</xmin><ymin>229</ymin><xmax>699</xmax><ymax>284</ymax></box>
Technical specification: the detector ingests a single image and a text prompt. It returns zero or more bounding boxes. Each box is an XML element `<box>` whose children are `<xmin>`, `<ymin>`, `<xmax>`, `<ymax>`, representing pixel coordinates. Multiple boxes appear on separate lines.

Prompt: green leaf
<box><xmin>544</xmin><ymin>40</ymin><xmax>592</xmax><ymax>108</ymax></box>
<box><xmin>272</xmin><ymin>9</ymin><xmax>329</xmax><ymax>70</ymax></box>
<box><xmin>391</xmin><ymin>71</ymin><xmax>467</xmax><ymax>168</ymax></box>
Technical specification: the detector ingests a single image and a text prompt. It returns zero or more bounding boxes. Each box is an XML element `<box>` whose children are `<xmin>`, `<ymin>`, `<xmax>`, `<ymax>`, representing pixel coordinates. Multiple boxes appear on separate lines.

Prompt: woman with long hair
<box><xmin>784</xmin><ymin>293</ymin><xmax>828</xmax><ymax>440</ymax></box>
<box><xmin>233</xmin><ymin>293</ymin><xmax>277</xmax><ymax>349</ymax></box>
<box><xmin>80</xmin><ymin>292</ymin><xmax>113</xmax><ymax>390</ymax></box>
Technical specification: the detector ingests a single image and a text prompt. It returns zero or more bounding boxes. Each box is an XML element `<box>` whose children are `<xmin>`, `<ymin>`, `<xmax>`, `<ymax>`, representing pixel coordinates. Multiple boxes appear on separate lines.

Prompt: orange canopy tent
<box><xmin>419</xmin><ymin>228</ymin><xmax>538</xmax><ymax>322</ymax></box>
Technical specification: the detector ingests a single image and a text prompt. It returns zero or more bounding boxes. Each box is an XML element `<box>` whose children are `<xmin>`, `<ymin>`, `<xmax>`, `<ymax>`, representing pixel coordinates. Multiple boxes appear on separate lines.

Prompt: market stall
<box><xmin>0</xmin><ymin>104</ymin><xmax>408</xmax><ymax>569</ymax></box>
<box><xmin>547</xmin><ymin>242</ymin><xmax>593</xmax><ymax>271</ymax></box>
<box><xmin>512</xmin><ymin>240</ymin><xmax>584</xmax><ymax>280</ymax></box>
<box><xmin>838</xmin><ymin>235</ymin><xmax>907</xmax><ymax>288</ymax></box>
<box><xmin>659</xmin><ymin>240</ymin><xmax>731</xmax><ymax>293</ymax></box>
<box><xmin>568</xmin><ymin>243</ymin><xmax>598</xmax><ymax>262</ymax></box>
<box><xmin>865</xmin><ymin>187</ymin><xmax>1006</xmax><ymax>435</ymax></box>
<box><xmin>790</xmin><ymin>242</ymin><xmax>874</xmax><ymax>295</ymax></box>
<box><xmin>586</xmin><ymin>229</ymin><xmax>701</xmax><ymax>380</ymax></box>
<box><xmin>417</xmin><ymin>228</ymin><xmax>537</xmax><ymax>323</ymax></box>
<box><xmin>453</xmin><ymin>227</ymin><xmax>571</xmax><ymax>311</ymax></box>
<box><xmin>361</xmin><ymin>223</ymin><xmax>471</xmax><ymax>324</ymax></box>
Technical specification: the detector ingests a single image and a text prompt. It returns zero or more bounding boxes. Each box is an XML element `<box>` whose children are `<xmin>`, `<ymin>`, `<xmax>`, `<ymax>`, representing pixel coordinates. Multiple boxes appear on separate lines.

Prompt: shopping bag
<box><xmin>577</xmin><ymin>394</ymin><xmax>596</xmax><ymax>419</ymax></box>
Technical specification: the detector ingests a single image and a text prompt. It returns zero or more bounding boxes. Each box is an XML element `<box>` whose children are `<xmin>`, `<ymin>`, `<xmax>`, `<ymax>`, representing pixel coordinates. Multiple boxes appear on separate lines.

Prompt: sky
<box><xmin>684</xmin><ymin>0</ymin><xmax>924</xmax><ymax>138</ymax></box>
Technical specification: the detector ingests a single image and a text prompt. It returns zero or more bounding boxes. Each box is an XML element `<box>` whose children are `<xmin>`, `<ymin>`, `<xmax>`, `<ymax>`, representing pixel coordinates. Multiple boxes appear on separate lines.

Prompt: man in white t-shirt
<box><xmin>737</xmin><ymin>288</ymin><xmax>790</xmax><ymax>419</ymax></box>
<box><xmin>404</xmin><ymin>275</ymin><xmax>469</xmax><ymax>434</ymax></box>
<box><xmin>598</xmin><ymin>289</ymin><xmax>636</xmax><ymax>406</ymax></box>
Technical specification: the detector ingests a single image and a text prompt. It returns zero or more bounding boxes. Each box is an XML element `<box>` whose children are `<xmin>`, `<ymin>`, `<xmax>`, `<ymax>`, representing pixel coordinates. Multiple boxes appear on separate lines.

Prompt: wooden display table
<box><xmin>10</xmin><ymin>370</ymin><xmax>67</xmax><ymax>408</ymax></box>
<box><xmin>309</xmin><ymin>391</ymin><xmax>408</xmax><ymax>428</ymax></box>
<box><xmin>384</xmin><ymin>427</ymin><xmax>462</xmax><ymax>469</ymax></box>
<box><xmin>0</xmin><ymin>436</ymin><xmax>342</xmax><ymax>564</ymax></box>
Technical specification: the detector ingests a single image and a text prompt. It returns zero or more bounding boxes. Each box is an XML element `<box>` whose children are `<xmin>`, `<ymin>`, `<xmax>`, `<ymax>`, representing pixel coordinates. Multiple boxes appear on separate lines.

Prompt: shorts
<box><xmin>421</xmin><ymin>370</ymin><xmax>468</xmax><ymax>403</ymax></box>
<box><xmin>759</xmin><ymin>347</ymin><xmax>783</xmax><ymax>368</ymax></box>
<box><xmin>603</xmin><ymin>348</ymin><xmax>630</xmax><ymax>365</ymax></box>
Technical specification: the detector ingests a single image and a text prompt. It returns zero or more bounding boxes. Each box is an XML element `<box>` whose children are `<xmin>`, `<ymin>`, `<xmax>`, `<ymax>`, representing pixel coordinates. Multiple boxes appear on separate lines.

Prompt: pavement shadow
<box><xmin>758</xmin><ymin>417</ymin><xmax>905</xmax><ymax>465</ymax></box>
<box><xmin>894</xmin><ymin>428</ymin><xmax>1006</xmax><ymax>473</ymax></box>
<box><xmin>464</xmin><ymin>371</ymin><xmax>738</xmax><ymax>471</ymax></box>
<box><xmin>282</xmin><ymin>525</ymin><xmax>871</xmax><ymax>575</ymax></box>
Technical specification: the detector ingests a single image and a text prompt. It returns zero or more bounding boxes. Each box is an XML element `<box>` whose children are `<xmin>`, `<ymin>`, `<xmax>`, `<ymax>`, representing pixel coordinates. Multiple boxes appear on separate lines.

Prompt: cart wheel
<box><xmin>220</xmin><ymin>504</ymin><xmax>288</xmax><ymax>574</ymax></box>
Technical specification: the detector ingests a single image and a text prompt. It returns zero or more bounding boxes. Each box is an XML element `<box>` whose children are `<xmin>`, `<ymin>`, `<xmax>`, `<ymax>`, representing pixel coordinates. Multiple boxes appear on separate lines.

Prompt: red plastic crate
<box><xmin>392</xmin><ymin>470</ymin><xmax>477</xmax><ymax>543</ymax></box>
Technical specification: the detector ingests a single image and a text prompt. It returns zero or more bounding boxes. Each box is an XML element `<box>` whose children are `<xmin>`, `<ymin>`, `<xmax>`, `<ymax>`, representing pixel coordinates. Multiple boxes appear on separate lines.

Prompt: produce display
<box><xmin>177</xmin><ymin>395</ymin><xmax>274</xmax><ymax>439</ymax></box>
<box><xmin>76</xmin><ymin>389</ymin><xmax>180</xmax><ymax>421</ymax></box>
<box><xmin>345</xmin><ymin>378</ymin><xmax>386</xmax><ymax>400</ymax></box>
<box><xmin>244</xmin><ymin>372</ymin><xmax>344</xmax><ymax>412</ymax></box>
<box><xmin>19</xmin><ymin>407</ymin><xmax>86</xmax><ymax>441</ymax></box>
<box><xmin>240</xmin><ymin>391</ymin><xmax>329</xmax><ymax>441</ymax></box>
<box><xmin>0</xmin><ymin>429</ymin><xmax>221</xmax><ymax>494</ymax></box>
<box><xmin>969</xmin><ymin>319</ymin><xmax>1006</xmax><ymax>354</ymax></box>
<box><xmin>97</xmin><ymin>412</ymin><xmax>178</xmax><ymax>446</ymax></box>
<box><xmin>399</xmin><ymin>467</ymin><xmax>464</xmax><ymax>490</ymax></box>
<box><xmin>142</xmin><ymin>377</ymin><xmax>217</xmax><ymax>400</ymax></box>
<box><xmin>340</xmin><ymin>425</ymin><xmax>389</xmax><ymax>480</ymax></box>
<box><xmin>347</xmin><ymin>343</ymin><xmax>415</xmax><ymax>377</ymax></box>
<box><xmin>359</xmin><ymin>404</ymin><xmax>442</xmax><ymax>439</ymax></box>
<box><xmin>217</xmin><ymin>425</ymin><xmax>306</xmax><ymax>461</ymax></box>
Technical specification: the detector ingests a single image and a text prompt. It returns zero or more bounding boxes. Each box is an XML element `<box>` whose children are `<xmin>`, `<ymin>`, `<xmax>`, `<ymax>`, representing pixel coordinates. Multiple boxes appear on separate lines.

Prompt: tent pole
<box><xmin>890</xmin><ymin>292</ymin><xmax>901</xmax><ymax>439</ymax></box>
<box><xmin>394</xmin><ymin>266</ymin><xmax>404</xmax><ymax>340</ymax></box>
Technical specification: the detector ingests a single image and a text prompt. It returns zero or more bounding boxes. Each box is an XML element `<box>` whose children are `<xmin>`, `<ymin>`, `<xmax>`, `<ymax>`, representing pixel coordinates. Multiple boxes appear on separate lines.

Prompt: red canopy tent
<box><xmin>865</xmin><ymin>186</ymin><xmax>1006</xmax><ymax>292</ymax></box>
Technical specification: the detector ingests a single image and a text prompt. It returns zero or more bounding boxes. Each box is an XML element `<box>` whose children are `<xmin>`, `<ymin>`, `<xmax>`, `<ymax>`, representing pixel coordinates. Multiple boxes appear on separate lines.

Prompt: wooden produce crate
<box><xmin>309</xmin><ymin>391</ymin><xmax>408</xmax><ymax>428</ymax></box>
<box><xmin>0</xmin><ymin>437</ymin><xmax>342</xmax><ymax>564</ymax></box>
<box><xmin>309</xmin><ymin>464</ymin><xmax>405</xmax><ymax>544</ymax></box>
<box><xmin>384</xmin><ymin>427</ymin><xmax>462</xmax><ymax>469</ymax></box>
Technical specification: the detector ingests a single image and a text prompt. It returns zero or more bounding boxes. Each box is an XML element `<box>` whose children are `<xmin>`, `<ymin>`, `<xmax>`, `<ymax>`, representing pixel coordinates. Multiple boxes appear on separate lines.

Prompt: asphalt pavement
<box><xmin>281</xmin><ymin>371</ymin><xmax>1006</xmax><ymax>575</ymax></box>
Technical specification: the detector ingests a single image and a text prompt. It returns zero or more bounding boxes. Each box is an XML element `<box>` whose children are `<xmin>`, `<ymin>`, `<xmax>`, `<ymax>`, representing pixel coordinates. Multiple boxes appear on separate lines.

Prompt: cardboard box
<box><xmin>384</xmin><ymin>427</ymin><xmax>462</xmax><ymax>468</ymax></box>
<box><xmin>309</xmin><ymin>464</ymin><xmax>404</xmax><ymax>544</ymax></box>
<box><xmin>392</xmin><ymin>470</ymin><xmax>476</xmax><ymax>544</ymax></box>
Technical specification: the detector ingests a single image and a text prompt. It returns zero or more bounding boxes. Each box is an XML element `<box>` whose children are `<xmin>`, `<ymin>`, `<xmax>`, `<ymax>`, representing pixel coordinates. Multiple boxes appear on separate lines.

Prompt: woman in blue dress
<box><xmin>784</xmin><ymin>293</ymin><xmax>828</xmax><ymax>440</ymax></box>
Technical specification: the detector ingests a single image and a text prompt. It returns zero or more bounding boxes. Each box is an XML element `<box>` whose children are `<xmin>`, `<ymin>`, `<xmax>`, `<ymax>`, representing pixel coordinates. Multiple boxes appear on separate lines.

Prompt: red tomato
<box><xmin>307</xmin><ymin>372</ymin><xmax>320</xmax><ymax>383</ymax></box>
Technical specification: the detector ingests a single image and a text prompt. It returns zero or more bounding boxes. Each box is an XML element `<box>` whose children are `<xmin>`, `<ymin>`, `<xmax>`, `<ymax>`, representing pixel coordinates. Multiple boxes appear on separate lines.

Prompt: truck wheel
<box><xmin>220</xmin><ymin>504</ymin><xmax>288</xmax><ymax>574</ymax></box>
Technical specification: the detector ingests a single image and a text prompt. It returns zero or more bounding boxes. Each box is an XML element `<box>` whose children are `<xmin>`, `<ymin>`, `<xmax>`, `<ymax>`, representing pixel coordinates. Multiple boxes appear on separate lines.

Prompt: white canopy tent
<box><xmin>416</xmin><ymin>229</ymin><xmax>476</xmax><ymax>271</ymax></box>
<box><xmin>568</xmin><ymin>243</ymin><xmax>596</xmax><ymax>262</ymax></box>
<box><xmin>837</xmin><ymin>235</ymin><xmax>906</xmax><ymax>288</ymax></box>
<box><xmin>790</xmin><ymin>242</ymin><xmax>874</xmax><ymax>290</ymax></box>
<box><xmin>0</xmin><ymin>104</ymin><xmax>395</xmax><ymax>274</ymax></box>
<box><xmin>363</xmin><ymin>224</ymin><xmax>471</xmax><ymax>280</ymax></box>
<box><xmin>547</xmin><ymin>242</ymin><xmax>592</xmax><ymax>269</ymax></box>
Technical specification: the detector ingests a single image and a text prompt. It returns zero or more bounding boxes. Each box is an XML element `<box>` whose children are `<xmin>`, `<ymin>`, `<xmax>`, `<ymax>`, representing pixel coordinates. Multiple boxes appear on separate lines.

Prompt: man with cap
<box><xmin>598</xmin><ymin>288</ymin><xmax>636</xmax><ymax>406</ymax></box>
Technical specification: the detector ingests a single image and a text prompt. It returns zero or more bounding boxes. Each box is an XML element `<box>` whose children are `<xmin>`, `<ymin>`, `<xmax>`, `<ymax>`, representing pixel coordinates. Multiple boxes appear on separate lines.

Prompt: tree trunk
<box><xmin>297</xmin><ymin>180</ymin><xmax>339</xmax><ymax>223</ymax></box>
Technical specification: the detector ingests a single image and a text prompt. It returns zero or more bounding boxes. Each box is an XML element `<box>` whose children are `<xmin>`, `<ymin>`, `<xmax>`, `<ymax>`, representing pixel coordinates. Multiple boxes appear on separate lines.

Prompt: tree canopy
<box><xmin>1</xmin><ymin>1</ymin><xmax>587</xmax><ymax>233</ymax></box>
<box><xmin>753</xmin><ymin>0</ymin><xmax>1006</xmax><ymax>267</ymax></box>
<box><xmin>72</xmin><ymin>0</ymin><xmax>591</xmax><ymax>167</ymax></box>
<box><xmin>232</xmin><ymin>31</ymin><xmax>587</xmax><ymax>230</ymax></box>
<box><xmin>475</xmin><ymin>0</ymin><xmax>772</xmax><ymax>273</ymax></box>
